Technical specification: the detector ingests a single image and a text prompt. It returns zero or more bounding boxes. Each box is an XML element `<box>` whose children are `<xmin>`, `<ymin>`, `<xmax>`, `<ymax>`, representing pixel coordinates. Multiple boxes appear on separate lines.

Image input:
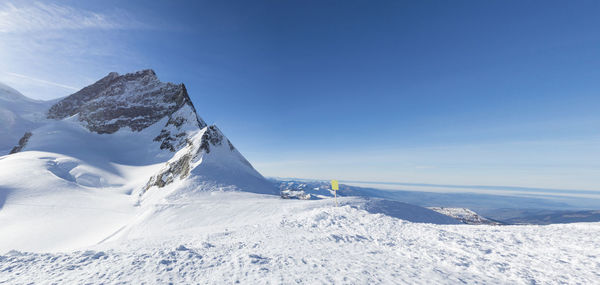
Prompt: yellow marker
<box><xmin>331</xmin><ymin>179</ymin><xmax>339</xmax><ymax>207</ymax></box>
<box><xmin>331</xmin><ymin>180</ymin><xmax>339</xmax><ymax>191</ymax></box>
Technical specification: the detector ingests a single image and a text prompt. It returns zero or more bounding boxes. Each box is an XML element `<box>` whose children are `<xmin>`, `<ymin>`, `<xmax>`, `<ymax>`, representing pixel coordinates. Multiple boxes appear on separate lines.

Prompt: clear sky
<box><xmin>1</xmin><ymin>1</ymin><xmax>599</xmax><ymax>190</ymax></box>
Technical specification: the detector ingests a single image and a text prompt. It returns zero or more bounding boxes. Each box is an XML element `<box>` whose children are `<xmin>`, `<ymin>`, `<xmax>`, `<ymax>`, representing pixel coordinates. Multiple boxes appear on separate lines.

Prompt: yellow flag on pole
<box><xmin>331</xmin><ymin>180</ymin><xmax>339</xmax><ymax>191</ymax></box>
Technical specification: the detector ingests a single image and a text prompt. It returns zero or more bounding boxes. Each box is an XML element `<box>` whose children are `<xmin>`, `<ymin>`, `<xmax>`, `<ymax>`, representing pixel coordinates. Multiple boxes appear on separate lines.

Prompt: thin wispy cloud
<box><xmin>0</xmin><ymin>71</ymin><xmax>79</xmax><ymax>91</ymax></box>
<box><xmin>0</xmin><ymin>1</ymin><xmax>149</xmax><ymax>99</ymax></box>
<box><xmin>0</xmin><ymin>2</ymin><xmax>143</xmax><ymax>33</ymax></box>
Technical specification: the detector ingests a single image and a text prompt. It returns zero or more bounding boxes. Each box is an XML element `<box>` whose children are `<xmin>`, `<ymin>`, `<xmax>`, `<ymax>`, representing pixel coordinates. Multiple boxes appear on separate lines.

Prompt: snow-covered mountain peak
<box><xmin>3</xmin><ymin>69</ymin><xmax>277</xmax><ymax>199</ymax></box>
<box><xmin>47</xmin><ymin>69</ymin><xmax>206</xmax><ymax>135</ymax></box>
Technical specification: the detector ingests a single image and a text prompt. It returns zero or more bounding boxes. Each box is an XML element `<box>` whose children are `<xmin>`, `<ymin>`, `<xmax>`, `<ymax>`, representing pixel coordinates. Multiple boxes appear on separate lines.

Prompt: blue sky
<box><xmin>1</xmin><ymin>1</ymin><xmax>599</xmax><ymax>190</ymax></box>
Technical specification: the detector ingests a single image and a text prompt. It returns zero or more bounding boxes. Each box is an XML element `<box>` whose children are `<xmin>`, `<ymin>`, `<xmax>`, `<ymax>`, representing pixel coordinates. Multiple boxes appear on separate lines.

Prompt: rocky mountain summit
<box><xmin>45</xmin><ymin>69</ymin><xmax>207</xmax><ymax>154</ymax></box>
<box><xmin>47</xmin><ymin>69</ymin><xmax>205</xmax><ymax>134</ymax></box>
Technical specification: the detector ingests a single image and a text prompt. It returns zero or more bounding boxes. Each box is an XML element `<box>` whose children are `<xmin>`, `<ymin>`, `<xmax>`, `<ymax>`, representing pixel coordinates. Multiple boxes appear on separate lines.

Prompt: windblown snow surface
<box><xmin>1</xmin><ymin>74</ymin><xmax>599</xmax><ymax>284</ymax></box>
<box><xmin>1</xmin><ymin>192</ymin><xmax>599</xmax><ymax>284</ymax></box>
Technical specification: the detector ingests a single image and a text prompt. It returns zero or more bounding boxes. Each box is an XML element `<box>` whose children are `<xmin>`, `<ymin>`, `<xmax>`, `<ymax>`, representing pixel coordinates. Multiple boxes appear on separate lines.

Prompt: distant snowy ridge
<box><xmin>428</xmin><ymin>207</ymin><xmax>502</xmax><ymax>225</ymax></box>
<box><xmin>274</xmin><ymin>179</ymin><xmax>461</xmax><ymax>224</ymax></box>
<box><xmin>0</xmin><ymin>82</ymin><xmax>55</xmax><ymax>154</ymax></box>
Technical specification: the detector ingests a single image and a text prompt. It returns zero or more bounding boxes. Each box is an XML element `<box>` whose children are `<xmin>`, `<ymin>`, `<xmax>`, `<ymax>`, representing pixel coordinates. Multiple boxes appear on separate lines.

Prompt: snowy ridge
<box><xmin>275</xmin><ymin>179</ymin><xmax>384</xmax><ymax>199</ymax></box>
<box><xmin>0</xmin><ymin>82</ymin><xmax>37</xmax><ymax>103</ymax></box>
<box><xmin>0</xmin><ymin>82</ymin><xmax>55</xmax><ymax>154</ymax></box>
<box><xmin>428</xmin><ymin>207</ymin><xmax>503</xmax><ymax>225</ymax></box>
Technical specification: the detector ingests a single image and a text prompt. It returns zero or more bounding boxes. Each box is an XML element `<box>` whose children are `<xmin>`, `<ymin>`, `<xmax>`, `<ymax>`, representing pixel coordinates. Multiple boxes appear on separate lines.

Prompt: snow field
<box><xmin>2</xmin><ymin>194</ymin><xmax>599</xmax><ymax>284</ymax></box>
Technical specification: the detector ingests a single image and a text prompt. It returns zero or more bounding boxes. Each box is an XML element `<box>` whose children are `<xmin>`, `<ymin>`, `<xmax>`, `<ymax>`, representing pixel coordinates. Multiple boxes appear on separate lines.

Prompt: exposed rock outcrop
<box><xmin>152</xmin><ymin>104</ymin><xmax>201</xmax><ymax>152</ymax></box>
<box><xmin>9</xmin><ymin>132</ymin><xmax>32</xmax><ymax>154</ymax></box>
<box><xmin>145</xmin><ymin>153</ymin><xmax>194</xmax><ymax>189</ymax></box>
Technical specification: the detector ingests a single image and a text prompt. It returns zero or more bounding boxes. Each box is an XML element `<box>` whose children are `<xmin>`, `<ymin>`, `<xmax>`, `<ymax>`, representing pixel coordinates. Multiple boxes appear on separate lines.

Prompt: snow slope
<box><xmin>1</xmin><ymin>193</ymin><xmax>599</xmax><ymax>284</ymax></box>
<box><xmin>0</xmin><ymin>82</ymin><xmax>55</xmax><ymax>154</ymax></box>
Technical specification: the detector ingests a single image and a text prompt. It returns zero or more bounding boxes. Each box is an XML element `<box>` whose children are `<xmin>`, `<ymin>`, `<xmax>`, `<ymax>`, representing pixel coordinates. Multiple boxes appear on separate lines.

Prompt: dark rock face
<box><xmin>47</xmin><ymin>70</ymin><xmax>205</xmax><ymax>134</ymax></box>
<box><xmin>9</xmin><ymin>132</ymin><xmax>32</xmax><ymax>154</ymax></box>
<box><xmin>153</xmin><ymin>112</ymin><xmax>197</xmax><ymax>152</ymax></box>
<box><xmin>145</xmin><ymin>153</ymin><xmax>194</xmax><ymax>190</ymax></box>
<box><xmin>199</xmin><ymin>125</ymin><xmax>224</xmax><ymax>154</ymax></box>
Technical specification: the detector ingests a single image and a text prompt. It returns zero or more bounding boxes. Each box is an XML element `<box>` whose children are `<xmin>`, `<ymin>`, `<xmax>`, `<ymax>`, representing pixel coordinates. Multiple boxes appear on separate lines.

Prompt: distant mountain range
<box><xmin>273</xmin><ymin>178</ymin><xmax>600</xmax><ymax>225</ymax></box>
